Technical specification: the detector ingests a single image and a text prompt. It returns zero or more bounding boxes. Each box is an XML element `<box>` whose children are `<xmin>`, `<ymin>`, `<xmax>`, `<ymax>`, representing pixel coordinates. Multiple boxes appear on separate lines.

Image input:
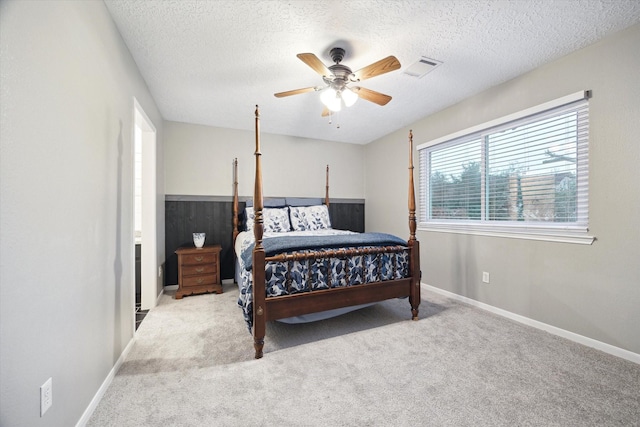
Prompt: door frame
<box><xmin>133</xmin><ymin>98</ymin><xmax>158</xmax><ymax>317</ymax></box>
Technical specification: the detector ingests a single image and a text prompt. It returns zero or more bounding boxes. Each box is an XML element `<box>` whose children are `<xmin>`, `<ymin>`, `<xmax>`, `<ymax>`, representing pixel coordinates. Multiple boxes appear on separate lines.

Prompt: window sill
<box><xmin>418</xmin><ymin>222</ymin><xmax>595</xmax><ymax>245</ymax></box>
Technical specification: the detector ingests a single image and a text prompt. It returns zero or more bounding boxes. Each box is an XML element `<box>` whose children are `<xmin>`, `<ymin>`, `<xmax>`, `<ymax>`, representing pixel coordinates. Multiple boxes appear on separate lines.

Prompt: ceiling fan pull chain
<box><xmin>327</xmin><ymin>110</ymin><xmax>340</xmax><ymax>129</ymax></box>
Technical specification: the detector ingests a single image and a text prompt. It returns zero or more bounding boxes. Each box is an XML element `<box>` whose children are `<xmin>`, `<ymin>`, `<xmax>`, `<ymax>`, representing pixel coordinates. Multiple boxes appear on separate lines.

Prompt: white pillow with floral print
<box><xmin>244</xmin><ymin>207</ymin><xmax>255</xmax><ymax>232</ymax></box>
<box><xmin>245</xmin><ymin>206</ymin><xmax>291</xmax><ymax>233</ymax></box>
<box><xmin>290</xmin><ymin>205</ymin><xmax>331</xmax><ymax>231</ymax></box>
<box><xmin>264</xmin><ymin>207</ymin><xmax>291</xmax><ymax>232</ymax></box>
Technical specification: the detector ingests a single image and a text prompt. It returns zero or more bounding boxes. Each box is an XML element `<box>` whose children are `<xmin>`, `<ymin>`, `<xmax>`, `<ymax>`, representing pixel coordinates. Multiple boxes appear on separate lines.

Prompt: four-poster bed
<box><xmin>232</xmin><ymin>105</ymin><xmax>421</xmax><ymax>359</ymax></box>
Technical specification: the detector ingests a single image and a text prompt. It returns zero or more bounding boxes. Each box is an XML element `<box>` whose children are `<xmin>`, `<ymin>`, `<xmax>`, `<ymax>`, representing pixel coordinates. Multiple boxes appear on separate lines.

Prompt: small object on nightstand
<box><xmin>175</xmin><ymin>244</ymin><xmax>222</xmax><ymax>299</ymax></box>
<box><xmin>192</xmin><ymin>232</ymin><xmax>206</xmax><ymax>248</ymax></box>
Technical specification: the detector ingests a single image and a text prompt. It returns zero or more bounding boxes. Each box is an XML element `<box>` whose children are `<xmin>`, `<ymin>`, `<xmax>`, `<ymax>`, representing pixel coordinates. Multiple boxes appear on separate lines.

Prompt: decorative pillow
<box><xmin>244</xmin><ymin>207</ymin><xmax>255</xmax><ymax>232</ymax></box>
<box><xmin>264</xmin><ymin>207</ymin><xmax>291</xmax><ymax>233</ymax></box>
<box><xmin>285</xmin><ymin>197</ymin><xmax>324</xmax><ymax>207</ymax></box>
<box><xmin>246</xmin><ymin>198</ymin><xmax>286</xmax><ymax>208</ymax></box>
<box><xmin>290</xmin><ymin>205</ymin><xmax>331</xmax><ymax>231</ymax></box>
<box><xmin>245</xmin><ymin>207</ymin><xmax>291</xmax><ymax>233</ymax></box>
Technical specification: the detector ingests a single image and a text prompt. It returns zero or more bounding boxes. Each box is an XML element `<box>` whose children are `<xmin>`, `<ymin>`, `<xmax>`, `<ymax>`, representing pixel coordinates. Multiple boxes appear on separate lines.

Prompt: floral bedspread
<box><xmin>235</xmin><ymin>229</ymin><xmax>410</xmax><ymax>331</ymax></box>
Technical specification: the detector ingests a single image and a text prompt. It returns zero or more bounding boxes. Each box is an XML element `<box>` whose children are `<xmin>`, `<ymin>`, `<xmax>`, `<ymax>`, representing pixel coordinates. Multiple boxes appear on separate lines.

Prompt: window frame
<box><xmin>416</xmin><ymin>91</ymin><xmax>594</xmax><ymax>245</ymax></box>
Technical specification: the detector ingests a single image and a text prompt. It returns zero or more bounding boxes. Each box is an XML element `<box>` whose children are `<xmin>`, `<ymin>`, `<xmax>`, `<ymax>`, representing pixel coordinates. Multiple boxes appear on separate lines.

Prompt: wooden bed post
<box><xmin>408</xmin><ymin>130</ymin><xmax>421</xmax><ymax>320</ymax></box>
<box><xmin>252</xmin><ymin>105</ymin><xmax>266</xmax><ymax>359</ymax></box>
<box><xmin>325</xmin><ymin>165</ymin><xmax>330</xmax><ymax>207</ymax></box>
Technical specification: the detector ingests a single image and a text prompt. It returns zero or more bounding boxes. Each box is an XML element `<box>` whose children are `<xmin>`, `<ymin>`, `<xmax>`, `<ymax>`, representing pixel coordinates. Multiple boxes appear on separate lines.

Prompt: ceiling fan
<box><xmin>274</xmin><ymin>47</ymin><xmax>401</xmax><ymax>116</ymax></box>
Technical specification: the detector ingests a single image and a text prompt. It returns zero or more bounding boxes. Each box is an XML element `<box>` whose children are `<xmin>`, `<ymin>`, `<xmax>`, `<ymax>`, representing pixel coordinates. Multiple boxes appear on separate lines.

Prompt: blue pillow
<box><xmin>245</xmin><ymin>198</ymin><xmax>286</xmax><ymax>208</ymax></box>
<box><xmin>286</xmin><ymin>197</ymin><xmax>324</xmax><ymax>207</ymax></box>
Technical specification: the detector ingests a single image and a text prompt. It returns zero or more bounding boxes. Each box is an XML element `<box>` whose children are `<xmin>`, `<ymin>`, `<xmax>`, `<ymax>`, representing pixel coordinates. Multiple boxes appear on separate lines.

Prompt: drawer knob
<box><xmin>197</xmin><ymin>278</ymin><xmax>204</xmax><ymax>284</ymax></box>
<box><xmin>195</xmin><ymin>256</ymin><xmax>204</xmax><ymax>262</ymax></box>
<box><xmin>195</xmin><ymin>267</ymin><xmax>204</xmax><ymax>273</ymax></box>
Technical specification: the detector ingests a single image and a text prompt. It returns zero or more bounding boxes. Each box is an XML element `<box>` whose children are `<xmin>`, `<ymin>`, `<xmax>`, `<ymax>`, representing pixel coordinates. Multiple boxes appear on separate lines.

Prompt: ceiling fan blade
<box><xmin>297</xmin><ymin>53</ymin><xmax>332</xmax><ymax>77</ymax></box>
<box><xmin>274</xmin><ymin>87</ymin><xmax>317</xmax><ymax>98</ymax></box>
<box><xmin>321</xmin><ymin>106</ymin><xmax>331</xmax><ymax>117</ymax></box>
<box><xmin>352</xmin><ymin>87</ymin><xmax>393</xmax><ymax>106</ymax></box>
<box><xmin>352</xmin><ymin>56</ymin><xmax>401</xmax><ymax>81</ymax></box>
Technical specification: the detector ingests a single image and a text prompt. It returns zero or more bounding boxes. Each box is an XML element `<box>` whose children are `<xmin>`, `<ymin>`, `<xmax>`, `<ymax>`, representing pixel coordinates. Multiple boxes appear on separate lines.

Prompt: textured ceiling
<box><xmin>105</xmin><ymin>0</ymin><xmax>640</xmax><ymax>144</ymax></box>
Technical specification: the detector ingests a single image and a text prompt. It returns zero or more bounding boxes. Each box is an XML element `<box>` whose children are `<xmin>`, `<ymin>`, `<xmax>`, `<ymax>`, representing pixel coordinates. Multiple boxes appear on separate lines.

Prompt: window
<box><xmin>417</xmin><ymin>91</ymin><xmax>594</xmax><ymax>244</ymax></box>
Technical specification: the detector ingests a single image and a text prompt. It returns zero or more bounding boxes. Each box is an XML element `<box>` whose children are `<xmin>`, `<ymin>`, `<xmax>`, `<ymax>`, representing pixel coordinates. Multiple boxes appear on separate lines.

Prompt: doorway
<box><xmin>133</xmin><ymin>99</ymin><xmax>157</xmax><ymax>330</ymax></box>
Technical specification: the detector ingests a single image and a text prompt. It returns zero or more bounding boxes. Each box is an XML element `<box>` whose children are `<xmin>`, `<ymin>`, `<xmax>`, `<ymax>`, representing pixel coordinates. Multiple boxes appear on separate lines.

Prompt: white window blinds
<box><xmin>417</xmin><ymin>91</ymin><xmax>593</xmax><ymax>244</ymax></box>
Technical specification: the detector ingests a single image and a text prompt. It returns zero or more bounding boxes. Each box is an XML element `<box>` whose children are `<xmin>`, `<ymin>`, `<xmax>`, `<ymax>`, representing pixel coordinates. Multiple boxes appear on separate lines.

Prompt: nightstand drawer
<box><xmin>182</xmin><ymin>263</ymin><xmax>217</xmax><ymax>276</ymax></box>
<box><xmin>182</xmin><ymin>273</ymin><xmax>218</xmax><ymax>288</ymax></box>
<box><xmin>181</xmin><ymin>253</ymin><xmax>217</xmax><ymax>265</ymax></box>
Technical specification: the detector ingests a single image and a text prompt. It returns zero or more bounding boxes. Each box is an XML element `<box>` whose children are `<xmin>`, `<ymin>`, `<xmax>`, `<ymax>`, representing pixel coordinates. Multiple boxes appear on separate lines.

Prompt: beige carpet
<box><xmin>87</xmin><ymin>282</ymin><xmax>640</xmax><ymax>426</ymax></box>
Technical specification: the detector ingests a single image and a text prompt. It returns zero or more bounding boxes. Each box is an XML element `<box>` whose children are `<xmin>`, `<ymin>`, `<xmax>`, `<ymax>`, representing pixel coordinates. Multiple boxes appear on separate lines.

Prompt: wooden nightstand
<box><xmin>175</xmin><ymin>245</ymin><xmax>223</xmax><ymax>299</ymax></box>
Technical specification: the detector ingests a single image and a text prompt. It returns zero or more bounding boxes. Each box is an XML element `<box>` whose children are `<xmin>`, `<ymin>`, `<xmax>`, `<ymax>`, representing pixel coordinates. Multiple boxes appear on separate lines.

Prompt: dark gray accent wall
<box><xmin>165</xmin><ymin>200</ymin><xmax>235</xmax><ymax>285</ymax></box>
<box><xmin>329</xmin><ymin>202</ymin><xmax>365</xmax><ymax>233</ymax></box>
<box><xmin>165</xmin><ymin>196</ymin><xmax>364</xmax><ymax>285</ymax></box>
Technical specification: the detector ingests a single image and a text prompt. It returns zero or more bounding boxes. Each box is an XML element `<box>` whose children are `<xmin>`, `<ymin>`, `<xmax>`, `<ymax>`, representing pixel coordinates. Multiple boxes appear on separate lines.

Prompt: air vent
<box><xmin>404</xmin><ymin>57</ymin><xmax>442</xmax><ymax>78</ymax></box>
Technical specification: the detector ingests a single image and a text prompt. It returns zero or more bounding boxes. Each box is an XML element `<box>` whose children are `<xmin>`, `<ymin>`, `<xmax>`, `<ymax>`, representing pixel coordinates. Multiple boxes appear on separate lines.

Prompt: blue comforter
<box><xmin>242</xmin><ymin>232</ymin><xmax>407</xmax><ymax>270</ymax></box>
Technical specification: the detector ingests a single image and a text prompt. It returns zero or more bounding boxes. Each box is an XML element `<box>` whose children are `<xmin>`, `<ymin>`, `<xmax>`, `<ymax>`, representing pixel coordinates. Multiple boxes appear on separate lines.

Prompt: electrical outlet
<box><xmin>40</xmin><ymin>377</ymin><xmax>52</xmax><ymax>416</ymax></box>
<box><xmin>158</xmin><ymin>266</ymin><xmax>162</xmax><ymax>278</ymax></box>
<box><xmin>482</xmin><ymin>272</ymin><xmax>490</xmax><ymax>283</ymax></box>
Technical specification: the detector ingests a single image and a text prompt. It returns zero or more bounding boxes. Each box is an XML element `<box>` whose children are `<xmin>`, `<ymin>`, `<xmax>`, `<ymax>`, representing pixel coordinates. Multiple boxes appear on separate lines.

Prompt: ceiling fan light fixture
<box><xmin>341</xmin><ymin>88</ymin><xmax>358</xmax><ymax>107</ymax></box>
<box><xmin>320</xmin><ymin>87</ymin><xmax>342</xmax><ymax>112</ymax></box>
<box><xmin>327</xmin><ymin>96</ymin><xmax>342</xmax><ymax>112</ymax></box>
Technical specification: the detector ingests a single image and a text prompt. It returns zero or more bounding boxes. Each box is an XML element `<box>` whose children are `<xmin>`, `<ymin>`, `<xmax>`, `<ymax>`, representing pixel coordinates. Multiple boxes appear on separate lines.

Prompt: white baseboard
<box><xmin>75</xmin><ymin>280</ymin><xmax>238</xmax><ymax>425</ymax></box>
<box><xmin>77</xmin><ymin>284</ymin><xmax>178</xmax><ymax>425</ymax></box>
<box><xmin>422</xmin><ymin>283</ymin><xmax>640</xmax><ymax>365</ymax></box>
<box><xmin>75</xmin><ymin>336</ymin><xmax>136</xmax><ymax>426</ymax></box>
<box><xmin>222</xmin><ymin>278</ymin><xmax>235</xmax><ymax>285</ymax></box>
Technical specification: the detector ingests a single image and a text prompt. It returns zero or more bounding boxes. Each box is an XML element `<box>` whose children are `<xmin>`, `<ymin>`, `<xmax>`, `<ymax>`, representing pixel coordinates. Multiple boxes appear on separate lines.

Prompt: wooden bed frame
<box><xmin>233</xmin><ymin>105</ymin><xmax>420</xmax><ymax>359</ymax></box>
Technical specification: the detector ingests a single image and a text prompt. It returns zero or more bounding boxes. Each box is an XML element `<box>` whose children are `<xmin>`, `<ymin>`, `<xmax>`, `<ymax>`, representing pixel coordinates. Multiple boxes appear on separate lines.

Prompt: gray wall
<box><xmin>0</xmin><ymin>2</ymin><xmax>164</xmax><ymax>426</ymax></box>
<box><xmin>164</xmin><ymin>121</ymin><xmax>365</xmax><ymax>199</ymax></box>
<box><xmin>365</xmin><ymin>24</ymin><xmax>640</xmax><ymax>355</ymax></box>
